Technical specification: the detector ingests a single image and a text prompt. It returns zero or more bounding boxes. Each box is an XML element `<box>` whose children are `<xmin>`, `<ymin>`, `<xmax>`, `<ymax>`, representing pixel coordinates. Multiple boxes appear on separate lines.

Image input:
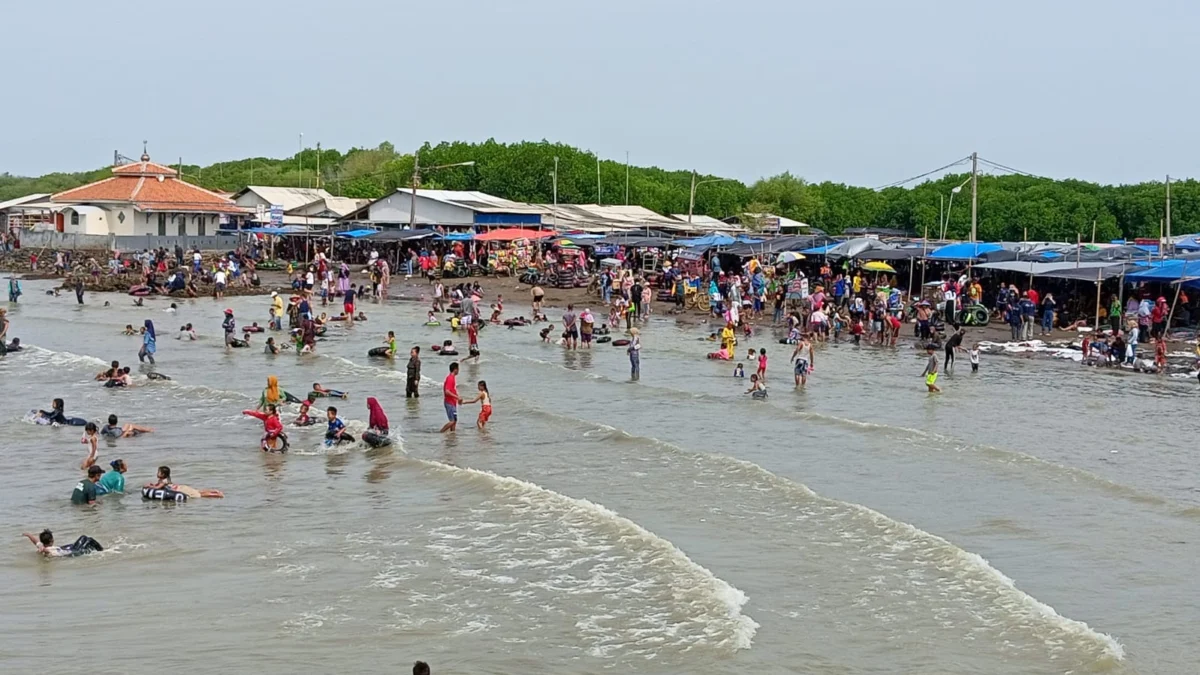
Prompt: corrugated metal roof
<box><xmin>236</xmin><ymin>186</ymin><xmax>333</xmax><ymax>211</ymax></box>
<box><xmin>394</xmin><ymin>189</ymin><xmax>547</xmax><ymax>215</ymax></box>
<box><xmin>0</xmin><ymin>193</ymin><xmax>51</xmax><ymax>211</ymax></box>
<box><xmin>669</xmin><ymin>214</ymin><xmax>743</xmax><ymax>232</ymax></box>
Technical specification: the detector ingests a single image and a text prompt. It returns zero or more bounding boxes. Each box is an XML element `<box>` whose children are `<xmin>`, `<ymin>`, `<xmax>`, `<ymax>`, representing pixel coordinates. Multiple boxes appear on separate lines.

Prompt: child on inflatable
<box><xmin>310</xmin><ymin>382</ymin><xmax>348</xmax><ymax>399</ymax></box>
<box><xmin>242</xmin><ymin>405</ymin><xmax>289</xmax><ymax>452</ymax></box>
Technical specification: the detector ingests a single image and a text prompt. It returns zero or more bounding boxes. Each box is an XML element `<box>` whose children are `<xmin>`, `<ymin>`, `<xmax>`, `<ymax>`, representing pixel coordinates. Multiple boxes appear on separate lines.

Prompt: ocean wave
<box><xmin>499</xmin><ymin>399</ymin><xmax>1125</xmax><ymax>663</ymax></box>
<box><xmin>414</xmin><ymin>458</ymin><xmax>760</xmax><ymax>652</ymax></box>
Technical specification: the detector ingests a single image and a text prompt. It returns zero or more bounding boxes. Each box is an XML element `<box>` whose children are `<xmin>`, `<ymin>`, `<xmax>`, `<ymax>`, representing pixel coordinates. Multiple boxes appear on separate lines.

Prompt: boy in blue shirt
<box><xmin>324</xmin><ymin>406</ymin><xmax>356</xmax><ymax>445</ymax></box>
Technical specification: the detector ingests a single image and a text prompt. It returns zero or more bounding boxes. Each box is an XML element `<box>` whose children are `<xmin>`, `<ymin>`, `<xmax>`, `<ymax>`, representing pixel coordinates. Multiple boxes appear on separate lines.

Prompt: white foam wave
<box><xmin>416</xmin><ymin>459</ymin><xmax>759</xmax><ymax>651</ymax></box>
<box><xmin>26</xmin><ymin>345</ymin><xmax>109</xmax><ymax>369</ymax></box>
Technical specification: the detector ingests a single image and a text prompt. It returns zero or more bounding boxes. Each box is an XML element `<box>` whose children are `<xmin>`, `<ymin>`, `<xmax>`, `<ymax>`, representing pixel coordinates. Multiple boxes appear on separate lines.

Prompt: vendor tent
<box><xmin>672</xmin><ymin>232</ymin><xmax>763</xmax><ymax>248</ymax></box>
<box><xmin>927</xmin><ymin>242</ymin><xmax>1004</xmax><ymax>260</ymax></box>
<box><xmin>369</xmin><ymin>229</ymin><xmax>439</xmax><ymax>241</ymax></box>
<box><xmin>825</xmin><ymin>238</ymin><xmax>897</xmax><ymax>260</ymax></box>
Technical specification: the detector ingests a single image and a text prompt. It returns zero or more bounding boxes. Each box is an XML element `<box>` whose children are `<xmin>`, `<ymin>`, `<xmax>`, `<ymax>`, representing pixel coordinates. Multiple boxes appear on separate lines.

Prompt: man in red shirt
<box><xmin>439</xmin><ymin>362</ymin><xmax>460</xmax><ymax>433</ymax></box>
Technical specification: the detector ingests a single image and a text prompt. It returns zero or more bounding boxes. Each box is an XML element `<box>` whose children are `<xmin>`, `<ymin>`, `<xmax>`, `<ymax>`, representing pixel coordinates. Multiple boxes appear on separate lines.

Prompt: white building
<box><xmin>230</xmin><ymin>186</ymin><xmax>369</xmax><ymax>226</ymax></box>
<box><xmin>347</xmin><ymin>189</ymin><xmax>547</xmax><ymax>228</ymax></box>
<box><xmin>51</xmin><ymin>153</ymin><xmax>247</xmax><ymax>236</ymax></box>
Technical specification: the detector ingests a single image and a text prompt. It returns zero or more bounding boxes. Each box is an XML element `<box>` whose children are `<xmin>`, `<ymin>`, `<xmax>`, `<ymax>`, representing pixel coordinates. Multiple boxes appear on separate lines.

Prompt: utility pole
<box><xmin>316</xmin><ymin>142</ymin><xmax>321</xmax><ymax>189</ymax></box>
<box><xmin>298</xmin><ymin>133</ymin><xmax>304</xmax><ymax>188</ymax></box>
<box><xmin>970</xmin><ymin>151</ymin><xmax>978</xmax><ymax>243</ymax></box>
<box><xmin>552</xmin><ymin>156</ymin><xmax>559</xmax><ymax>207</ymax></box>
<box><xmin>688</xmin><ymin>171</ymin><xmax>697</xmax><ymax>224</ymax></box>
<box><xmin>625</xmin><ymin>151</ymin><xmax>630</xmax><ymax>205</ymax></box>
<box><xmin>596</xmin><ymin>156</ymin><xmax>601</xmax><ymax>205</ymax></box>
<box><xmin>1166</xmin><ymin>174</ymin><xmax>1172</xmax><ymax>254</ymax></box>
<box><xmin>409</xmin><ymin>149</ymin><xmax>420</xmax><ymax>230</ymax></box>
<box><xmin>250</xmin><ymin>158</ymin><xmax>254</xmax><ymax>185</ymax></box>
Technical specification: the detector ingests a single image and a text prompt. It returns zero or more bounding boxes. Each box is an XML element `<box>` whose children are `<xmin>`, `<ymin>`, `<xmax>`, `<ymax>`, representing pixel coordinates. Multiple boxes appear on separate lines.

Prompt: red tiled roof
<box><xmin>112</xmin><ymin>161</ymin><xmax>178</xmax><ymax>176</ymax></box>
<box><xmin>53</xmin><ymin>160</ymin><xmax>247</xmax><ymax>214</ymax></box>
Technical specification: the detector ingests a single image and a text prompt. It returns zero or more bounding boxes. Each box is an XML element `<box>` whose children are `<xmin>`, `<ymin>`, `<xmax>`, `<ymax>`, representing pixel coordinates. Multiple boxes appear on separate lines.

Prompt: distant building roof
<box><xmin>393</xmin><ymin>188</ymin><xmax>548</xmax><ymax>215</ymax></box>
<box><xmin>52</xmin><ymin>155</ymin><xmax>246</xmax><ymax>214</ymax></box>
<box><xmin>0</xmin><ymin>193</ymin><xmax>51</xmax><ymax>211</ymax></box>
<box><xmin>543</xmin><ymin>204</ymin><xmax>692</xmax><ymax>232</ymax></box>
<box><xmin>670</xmin><ymin>214</ymin><xmax>743</xmax><ymax>232</ymax></box>
<box><xmin>232</xmin><ymin>186</ymin><xmax>334</xmax><ymax>211</ymax></box>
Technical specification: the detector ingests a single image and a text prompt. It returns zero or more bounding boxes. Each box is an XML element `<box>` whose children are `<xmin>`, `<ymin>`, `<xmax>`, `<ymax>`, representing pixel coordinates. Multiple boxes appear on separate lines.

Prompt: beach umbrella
<box><xmin>862</xmin><ymin>261</ymin><xmax>896</xmax><ymax>273</ymax></box>
<box><xmin>776</xmin><ymin>251</ymin><xmax>806</xmax><ymax>264</ymax></box>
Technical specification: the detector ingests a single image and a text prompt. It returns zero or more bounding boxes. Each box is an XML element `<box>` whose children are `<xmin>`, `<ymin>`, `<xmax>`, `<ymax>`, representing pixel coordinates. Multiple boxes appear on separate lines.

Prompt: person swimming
<box><xmin>100</xmin><ymin>414</ymin><xmax>152</xmax><ymax>438</ymax></box>
<box><xmin>5</xmin><ymin>337</ymin><xmax>22</xmax><ymax>352</ymax></box>
<box><xmin>144</xmin><ymin>465</ymin><xmax>224</xmax><ymax>499</ymax></box>
<box><xmin>354</xmin><ymin>311</ymin><xmax>367</xmax><ymax>322</ymax></box>
<box><xmin>310</xmin><ymin>382</ymin><xmax>348</xmax><ymax>399</ymax></box>
<box><xmin>242</xmin><ymin>405</ymin><xmax>289</xmax><ymax>452</ymax></box>
<box><xmin>95</xmin><ymin>360</ymin><xmax>121</xmax><ymax>381</ymax></box>
<box><xmin>35</xmin><ymin>398</ymin><xmax>87</xmax><ymax>426</ymax></box>
<box><xmin>733</xmin><ymin>363</ymin><xmax>745</xmax><ymax>378</ymax></box>
<box><xmin>22</xmin><ymin>529</ymin><xmax>103</xmax><ymax>557</ymax></box>
<box><xmin>293</xmin><ymin>397</ymin><xmax>317</xmax><ymax>427</ymax></box>
<box><xmin>324</xmin><ymin>406</ymin><xmax>356</xmax><ymax>445</ymax></box>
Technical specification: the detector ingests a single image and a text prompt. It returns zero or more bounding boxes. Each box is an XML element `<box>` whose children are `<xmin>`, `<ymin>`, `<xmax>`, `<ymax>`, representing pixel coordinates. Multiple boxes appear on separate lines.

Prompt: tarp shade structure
<box><xmin>801</xmin><ymin>243</ymin><xmax>839</xmax><ymax>254</ymax></box>
<box><xmin>1125</xmin><ymin>260</ymin><xmax>1200</xmax><ymax>282</ymax></box>
<box><xmin>672</xmin><ymin>232</ymin><xmax>763</xmax><ymax>248</ymax></box>
<box><xmin>825</xmin><ymin>238</ymin><xmax>897</xmax><ymax>260</ymax></box>
<box><xmin>474</xmin><ymin>228</ymin><xmax>555</xmax><ymax>242</ymax></box>
<box><xmin>334</xmin><ymin>229</ymin><xmax>378</xmax><ymax>239</ymax></box>
<box><xmin>440</xmin><ymin>232</ymin><xmax>475</xmax><ymax>241</ymax></box>
<box><xmin>722</xmin><ymin>235</ymin><xmax>831</xmax><ymax>257</ymax></box>
<box><xmin>975</xmin><ymin>260</ymin><xmax>1131</xmax><ymax>280</ymax></box>
<box><xmin>594</xmin><ymin>235</ymin><xmax>673</xmax><ymax>247</ymax></box>
<box><xmin>927</xmin><ymin>242</ymin><xmax>1004</xmax><ymax>260</ymax></box>
<box><xmin>369</xmin><ymin>229</ymin><xmax>439</xmax><ymax>241</ymax></box>
<box><xmin>242</xmin><ymin>226</ymin><xmax>309</xmax><ymax>235</ymax></box>
<box><xmin>856</xmin><ymin>247</ymin><xmax>927</xmax><ymax>261</ymax></box>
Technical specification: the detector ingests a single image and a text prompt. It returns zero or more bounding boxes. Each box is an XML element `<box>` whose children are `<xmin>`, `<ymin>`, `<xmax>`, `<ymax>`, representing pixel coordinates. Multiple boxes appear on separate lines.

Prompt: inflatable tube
<box><xmin>362</xmin><ymin>431</ymin><xmax>392</xmax><ymax>448</ymax></box>
<box><xmin>314</xmin><ymin>326</ymin><xmax>328</xmax><ymax>337</ymax></box>
<box><xmin>324</xmin><ymin>432</ymin><xmax>357</xmax><ymax>446</ymax></box>
<box><xmin>230</xmin><ymin>339</ymin><xmax>250</xmax><ymax>348</ymax></box>
<box><xmin>142</xmin><ymin>486</ymin><xmax>188</xmax><ymax>502</ymax></box>
<box><xmin>368</xmin><ymin>346</ymin><xmax>391</xmax><ymax>358</ymax></box>
<box><xmin>612</xmin><ymin>339</ymin><xmax>630</xmax><ymax>347</ymax></box>
<box><xmin>284</xmin><ymin>392</ymin><xmax>303</xmax><ymax>404</ymax></box>
<box><xmin>424</xmin><ymin>321</ymin><xmax>441</xmax><ymax>327</ymax></box>
<box><xmin>61</xmin><ymin>535</ymin><xmax>104</xmax><ymax>556</ymax></box>
<box><xmin>28</xmin><ymin>410</ymin><xmax>89</xmax><ymax>426</ymax></box>
<box><xmin>128</xmin><ymin>286</ymin><xmax>152</xmax><ymax>297</ymax></box>
<box><xmin>262</xmin><ymin>435</ymin><xmax>289</xmax><ymax>453</ymax></box>
<box><xmin>242</xmin><ymin>326</ymin><xmax>264</xmax><ymax>333</ymax></box>
<box><xmin>596</xmin><ymin>336</ymin><xmax>612</xmax><ymax>344</ymax></box>
<box><xmin>751</xmin><ymin>390</ymin><xmax>768</xmax><ymax>400</ymax></box>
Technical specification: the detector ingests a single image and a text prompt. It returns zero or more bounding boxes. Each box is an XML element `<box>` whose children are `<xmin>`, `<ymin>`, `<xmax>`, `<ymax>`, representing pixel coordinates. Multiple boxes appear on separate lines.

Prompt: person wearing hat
<box><xmin>72</xmin><ymin>465</ymin><xmax>105</xmax><ymax>505</ymax></box>
<box><xmin>627</xmin><ymin>328</ymin><xmax>641</xmax><ymax>380</ymax></box>
<box><xmin>270</xmin><ymin>291</ymin><xmax>284</xmax><ymax>331</ymax></box>
<box><xmin>222</xmin><ymin>308</ymin><xmax>236</xmax><ymax>353</ymax></box>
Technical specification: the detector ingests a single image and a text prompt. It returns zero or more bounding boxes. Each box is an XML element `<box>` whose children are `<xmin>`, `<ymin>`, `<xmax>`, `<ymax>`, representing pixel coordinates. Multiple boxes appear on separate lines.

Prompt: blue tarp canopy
<box><xmin>242</xmin><ymin>225</ymin><xmax>308</xmax><ymax>235</ymax></box>
<box><xmin>927</xmin><ymin>242</ymin><xmax>1004</xmax><ymax>260</ymax></box>
<box><xmin>672</xmin><ymin>233</ymin><xmax>763</xmax><ymax>248</ymax></box>
<box><xmin>335</xmin><ymin>229</ymin><xmax>378</xmax><ymax>239</ymax></box>
<box><xmin>1125</xmin><ymin>259</ymin><xmax>1200</xmax><ymax>282</ymax></box>
<box><xmin>440</xmin><ymin>232</ymin><xmax>475</xmax><ymax>241</ymax></box>
<box><xmin>801</xmin><ymin>243</ymin><xmax>839</xmax><ymax>254</ymax></box>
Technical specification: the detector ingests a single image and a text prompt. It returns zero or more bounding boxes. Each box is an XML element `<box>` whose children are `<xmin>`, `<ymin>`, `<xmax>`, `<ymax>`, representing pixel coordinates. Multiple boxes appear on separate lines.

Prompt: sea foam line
<box><xmin>414</xmin><ymin>458</ymin><xmax>760</xmax><ymax>651</ymax></box>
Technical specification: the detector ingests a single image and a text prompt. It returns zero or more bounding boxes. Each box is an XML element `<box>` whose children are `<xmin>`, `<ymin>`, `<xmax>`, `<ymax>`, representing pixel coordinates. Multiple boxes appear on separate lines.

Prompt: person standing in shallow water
<box><xmin>440</xmin><ymin>362</ymin><xmax>459</xmax><ymax>433</ymax></box>
<box><xmin>627</xmin><ymin>327</ymin><xmax>641</xmax><ymax>380</ymax></box>
<box><xmin>406</xmin><ymin>346</ymin><xmax>421</xmax><ymax>399</ymax></box>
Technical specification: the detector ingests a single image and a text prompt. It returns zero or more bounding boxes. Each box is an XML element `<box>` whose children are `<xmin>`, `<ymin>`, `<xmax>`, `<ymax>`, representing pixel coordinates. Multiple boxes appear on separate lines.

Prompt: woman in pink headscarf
<box><xmin>363</xmin><ymin>397</ymin><xmax>391</xmax><ymax>448</ymax></box>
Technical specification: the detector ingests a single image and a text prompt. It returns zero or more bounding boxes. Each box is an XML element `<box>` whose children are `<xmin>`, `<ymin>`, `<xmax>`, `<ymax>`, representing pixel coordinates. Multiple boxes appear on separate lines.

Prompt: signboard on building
<box><xmin>219</xmin><ymin>214</ymin><xmax>229</xmax><ymax>225</ymax></box>
<box><xmin>759</xmin><ymin>216</ymin><xmax>781</xmax><ymax>232</ymax></box>
<box><xmin>269</xmin><ymin>204</ymin><xmax>284</xmax><ymax>226</ymax></box>
<box><xmin>255</xmin><ymin>204</ymin><xmax>266</xmax><ymax>222</ymax></box>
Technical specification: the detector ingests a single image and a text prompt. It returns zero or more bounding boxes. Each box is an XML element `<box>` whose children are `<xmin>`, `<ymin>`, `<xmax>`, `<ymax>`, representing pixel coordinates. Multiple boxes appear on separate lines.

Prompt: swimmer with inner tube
<box><xmin>425</xmin><ymin>311</ymin><xmax>441</xmax><ymax>327</ymax></box>
<box><xmin>362</xmin><ymin>397</ymin><xmax>391</xmax><ymax>447</ymax></box>
<box><xmin>310</xmin><ymin>382</ymin><xmax>348</xmax><ymax>399</ymax></box>
<box><xmin>324</xmin><ymin>406</ymin><xmax>356</xmax><ymax>445</ymax></box>
<box><xmin>145</xmin><ymin>465</ymin><xmax>224</xmax><ymax>499</ymax></box>
<box><xmin>354</xmin><ymin>311</ymin><xmax>368</xmax><ymax>322</ymax></box>
<box><xmin>242</xmin><ymin>322</ymin><xmax>264</xmax><ymax>333</ymax></box>
<box><xmin>23</xmin><ymin>529</ymin><xmax>104</xmax><ymax>557</ymax></box>
<box><xmin>439</xmin><ymin>339</ymin><xmax>458</xmax><ymax>356</ymax></box>
<box><xmin>36</xmin><ymin>398</ymin><xmax>88</xmax><ymax>426</ymax></box>
<box><xmin>243</xmin><ymin>405</ymin><xmax>289</xmax><ymax>452</ymax></box>
<box><xmin>293</xmin><ymin>397</ymin><xmax>317</xmax><ymax>426</ymax></box>
<box><xmin>386</xmin><ymin>331</ymin><xmax>398</xmax><ymax>357</ymax></box>
<box><xmin>103</xmin><ymin>366</ymin><xmax>132</xmax><ymax>388</ymax></box>
<box><xmin>100</xmin><ymin>414</ymin><xmax>152</xmax><ymax>439</ymax></box>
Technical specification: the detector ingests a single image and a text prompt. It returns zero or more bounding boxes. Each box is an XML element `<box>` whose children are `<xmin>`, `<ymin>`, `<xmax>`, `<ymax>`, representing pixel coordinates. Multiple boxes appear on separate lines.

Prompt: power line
<box><xmin>872</xmin><ymin>156</ymin><xmax>973</xmax><ymax>190</ymax></box>
<box><xmin>977</xmin><ymin>157</ymin><xmax>1055</xmax><ymax>181</ymax></box>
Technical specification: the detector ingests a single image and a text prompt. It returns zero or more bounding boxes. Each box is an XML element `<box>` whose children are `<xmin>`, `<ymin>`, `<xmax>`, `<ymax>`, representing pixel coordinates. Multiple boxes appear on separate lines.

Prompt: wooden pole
<box><xmin>1094</xmin><ymin>268</ymin><xmax>1102</xmax><ymax>332</ymax></box>
<box><xmin>1166</xmin><ymin>261</ymin><xmax>1188</xmax><ymax>331</ymax></box>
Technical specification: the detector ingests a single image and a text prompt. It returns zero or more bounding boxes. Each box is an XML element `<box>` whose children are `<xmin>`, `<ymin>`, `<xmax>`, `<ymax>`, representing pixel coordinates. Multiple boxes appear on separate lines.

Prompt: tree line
<box><xmin>1</xmin><ymin>140</ymin><xmax>1191</xmax><ymax>242</ymax></box>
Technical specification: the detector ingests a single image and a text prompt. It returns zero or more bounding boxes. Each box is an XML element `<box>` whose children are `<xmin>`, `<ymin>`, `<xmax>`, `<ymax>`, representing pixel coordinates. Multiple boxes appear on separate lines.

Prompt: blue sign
<box><xmin>269</xmin><ymin>204</ymin><xmax>284</xmax><ymax>226</ymax></box>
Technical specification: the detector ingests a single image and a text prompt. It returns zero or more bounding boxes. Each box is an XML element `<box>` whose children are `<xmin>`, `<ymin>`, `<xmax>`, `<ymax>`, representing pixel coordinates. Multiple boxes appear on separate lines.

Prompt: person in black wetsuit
<box><xmin>22</xmin><ymin>529</ymin><xmax>103</xmax><ymax>557</ymax></box>
<box><xmin>37</xmin><ymin>398</ymin><xmax>86</xmax><ymax>426</ymax></box>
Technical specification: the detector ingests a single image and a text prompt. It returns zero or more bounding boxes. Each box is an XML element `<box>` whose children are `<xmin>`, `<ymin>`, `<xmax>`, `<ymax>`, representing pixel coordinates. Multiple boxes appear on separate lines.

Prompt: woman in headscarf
<box><xmin>138</xmin><ymin>319</ymin><xmax>156</xmax><ymax>364</ymax></box>
<box><xmin>257</xmin><ymin>375</ymin><xmax>299</xmax><ymax>410</ymax></box>
<box><xmin>363</xmin><ymin>397</ymin><xmax>391</xmax><ymax>447</ymax></box>
<box><xmin>338</xmin><ymin>262</ymin><xmax>351</xmax><ymax>296</ymax></box>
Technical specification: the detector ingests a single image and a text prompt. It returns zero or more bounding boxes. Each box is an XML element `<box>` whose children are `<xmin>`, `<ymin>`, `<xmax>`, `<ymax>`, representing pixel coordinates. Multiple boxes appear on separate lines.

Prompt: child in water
<box><xmin>756</xmin><ymin>348</ymin><xmax>768</xmax><ymax>383</ymax></box>
<box><xmin>311</xmin><ymin>382</ymin><xmax>348</xmax><ymax>399</ymax></box>
<box><xmin>970</xmin><ymin>343</ymin><xmax>980</xmax><ymax>373</ymax></box>
<box><xmin>122</xmin><ymin>324</ymin><xmax>137</xmax><ymax>335</ymax></box>
<box><xmin>293</xmin><ymin>398</ymin><xmax>316</xmax><ymax>426</ymax></box>
<box><xmin>80</xmin><ymin>422</ymin><xmax>100</xmax><ymax>470</ymax></box>
<box><xmin>425</xmin><ymin>311</ymin><xmax>441</xmax><ymax>326</ymax></box>
<box><xmin>461</xmin><ymin>380</ymin><xmax>493</xmax><ymax>430</ymax></box>
<box><xmin>242</xmin><ymin>405</ymin><xmax>288</xmax><ymax>452</ymax></box>
<box><xmin>745</xmin><ymin>373</ymin><xmax>767</xmax><ymax>399</ymax></box>
<box><xmin>324</xmin><ymin>406</ymin><xmax>356</xmax><ymax>445</ymax></box>
<box><xmin>733</xmin><ymin>363</ymin><xmax>745</xmax><ymax>378</ymax></box>
<box><xmin>22</xmin><ymin>529</ymin><xmax>103</xmax><ymax>557</ymax></box>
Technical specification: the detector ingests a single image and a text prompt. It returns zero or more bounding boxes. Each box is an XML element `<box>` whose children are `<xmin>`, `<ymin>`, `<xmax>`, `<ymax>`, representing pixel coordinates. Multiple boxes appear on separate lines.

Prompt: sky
<box><xmin>2</xmin><ymin>0</ymin><xmax>1197</xmax><ymax>187</ymax></box>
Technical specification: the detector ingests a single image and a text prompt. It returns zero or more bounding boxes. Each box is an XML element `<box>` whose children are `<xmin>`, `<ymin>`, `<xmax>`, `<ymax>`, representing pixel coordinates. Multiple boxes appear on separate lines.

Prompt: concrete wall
<box><xmin>18</xmin><ymin>230</ymin><xmax>232</xmax><ymax>251</ymax></box>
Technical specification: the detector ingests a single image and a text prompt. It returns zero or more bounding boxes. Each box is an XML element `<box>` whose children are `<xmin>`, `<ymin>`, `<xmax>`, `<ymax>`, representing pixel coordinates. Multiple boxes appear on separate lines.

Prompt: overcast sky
<box><xmin>2</xmin><ymin>0</ymin><xmax>1195</xmax><ymax>186</ymax></box>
